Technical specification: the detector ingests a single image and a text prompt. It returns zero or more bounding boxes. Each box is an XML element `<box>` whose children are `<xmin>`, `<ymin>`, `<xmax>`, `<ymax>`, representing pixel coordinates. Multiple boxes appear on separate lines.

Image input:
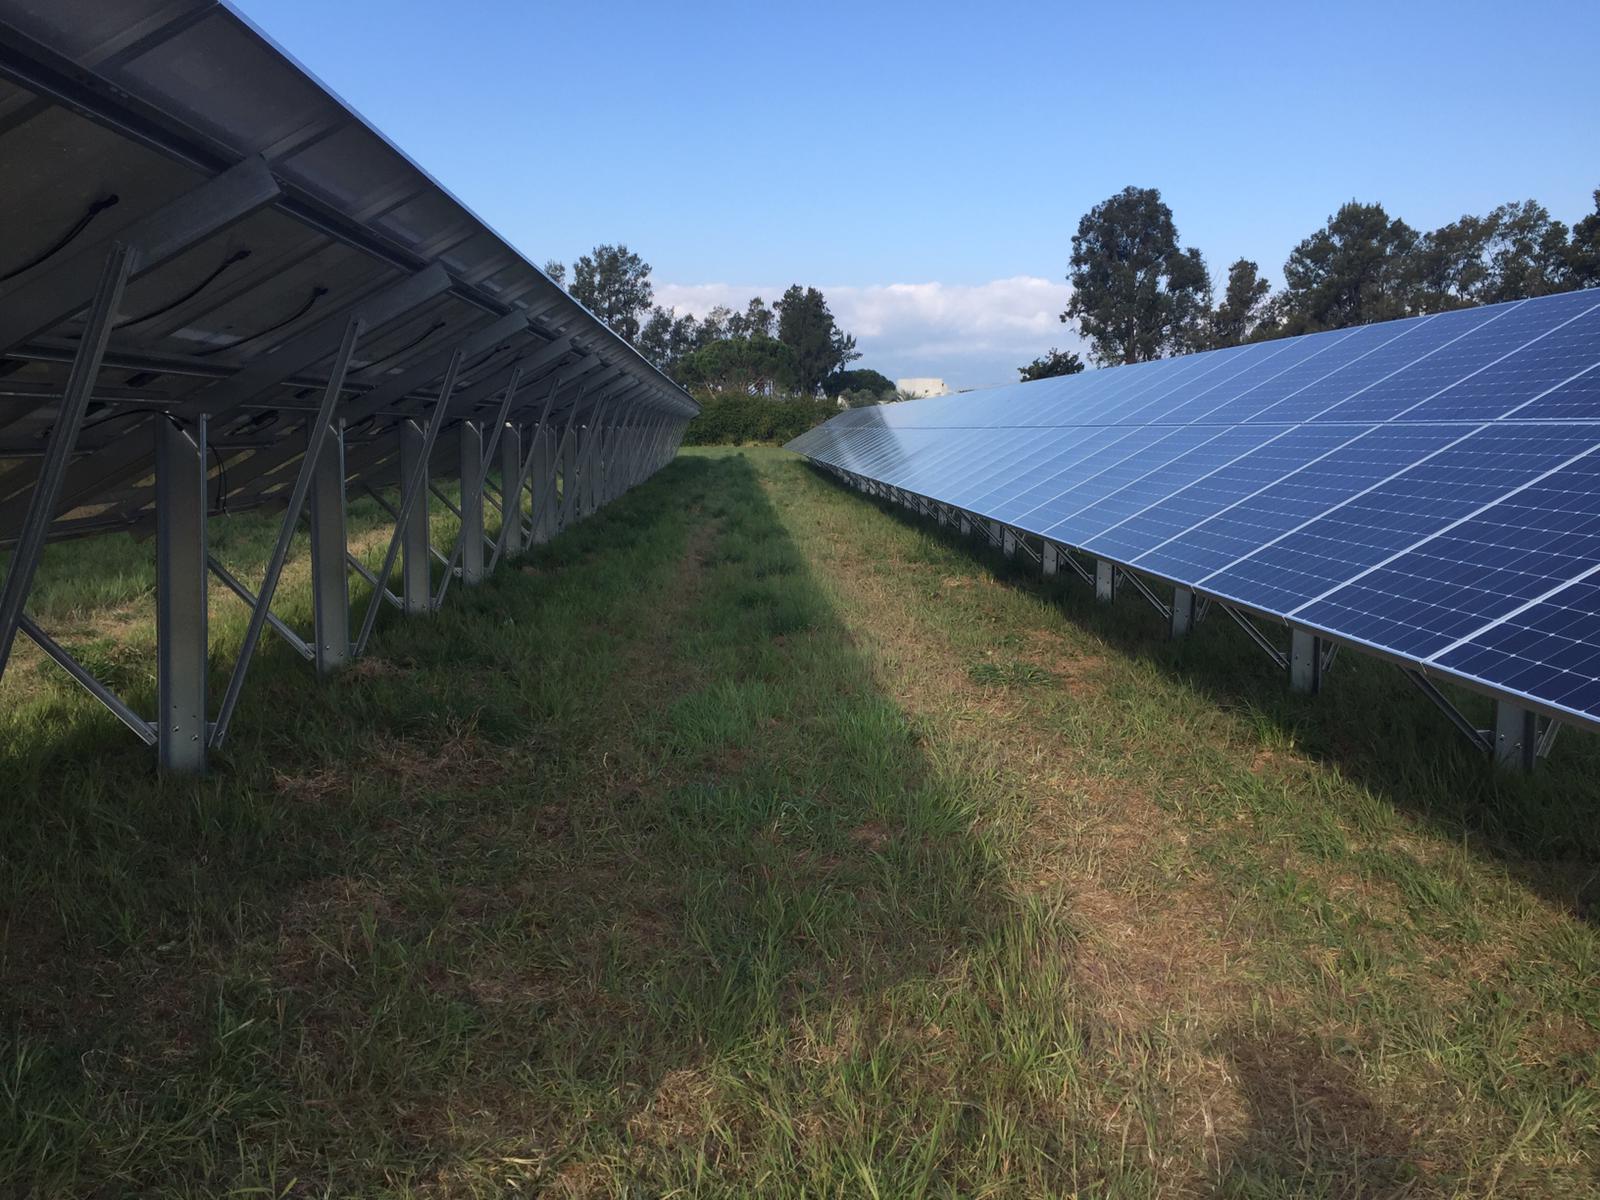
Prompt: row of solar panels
<box><xmin>789</xmin><ymin>288</ymin><xmax>1600</xmax><ymax>733</ymax></box>
<box><xmin>0</xmin><ymin>0</ymin><xmax>695</xmax><ymax>549</ymax></box>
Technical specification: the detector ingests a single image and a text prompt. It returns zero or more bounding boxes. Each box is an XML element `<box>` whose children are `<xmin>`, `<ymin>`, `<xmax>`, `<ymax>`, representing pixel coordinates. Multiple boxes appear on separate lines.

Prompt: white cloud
<box><xmin>652</xmin><ymin>277</ymin><xmax>1084</xmax><ymax>391</ymax></box>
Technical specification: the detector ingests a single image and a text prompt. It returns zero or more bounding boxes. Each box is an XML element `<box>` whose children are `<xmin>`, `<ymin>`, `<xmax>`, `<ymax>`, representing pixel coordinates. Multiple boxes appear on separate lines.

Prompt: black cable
<box><xmin>361</xmin><ymin>320</ymin><xmax>446</xmax><ymax>373</ymax></box>
<box><xmin>37</xmin><ymin>405</ymin><xmax>149</xmax><ymax>444</ymax></box>
<box><xmin>116</xmin><ymin>249</ymin><xmax>252</xmax><ymax>330</ymax></box>
<box><xmin>195</xmin><ymin>284</ymin><xmax>329</xmax><ymax>357</ymax></box>
<box><xmin>0</xmin><ymin>194</ymin><xmax>120</xmax><ymax>282</ymax></box>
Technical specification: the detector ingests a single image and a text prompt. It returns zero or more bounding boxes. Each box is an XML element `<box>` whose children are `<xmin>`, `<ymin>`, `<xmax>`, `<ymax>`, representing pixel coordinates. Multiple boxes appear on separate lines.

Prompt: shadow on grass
<box><xmin>820</xmin><ymin>465</ymin><xmax>1600</xmax><ymax>921</ymax></box>
<box><xmin>0</xmin><ymin>453</ymin><xmax>1127</xmax><ymax>1194</ymax></box>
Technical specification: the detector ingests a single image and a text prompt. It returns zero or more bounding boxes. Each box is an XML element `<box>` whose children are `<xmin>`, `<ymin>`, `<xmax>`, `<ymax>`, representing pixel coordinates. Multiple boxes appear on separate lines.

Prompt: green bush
<box><xmin>682</xmin><ymin>390</ymin><xmax>839</xmax><ymax>446</ymax></box>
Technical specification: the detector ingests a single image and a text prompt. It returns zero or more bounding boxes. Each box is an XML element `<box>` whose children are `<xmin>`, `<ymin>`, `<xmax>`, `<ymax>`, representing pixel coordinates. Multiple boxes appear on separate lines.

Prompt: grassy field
<box><xmin>2</xmin><ymin>445</ymin><xmax>1598</xmax><ymax>1197</ymax></box>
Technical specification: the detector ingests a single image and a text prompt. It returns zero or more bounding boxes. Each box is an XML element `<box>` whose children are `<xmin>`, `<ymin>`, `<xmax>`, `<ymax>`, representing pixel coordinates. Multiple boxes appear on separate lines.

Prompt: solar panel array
<box><xmin>0</xmin><ymin>0</ymin><xmax>695</xmax><ymax>551</ymax></box>
<box><xmin>0</xmin><ymin>1</ymin><xmax>694</xmax><ymax>770</ymax></box>
<box><xmin>788</xmin><ymin>289</ymin><xmax>1600</xmax><ymax>735</ymax></box>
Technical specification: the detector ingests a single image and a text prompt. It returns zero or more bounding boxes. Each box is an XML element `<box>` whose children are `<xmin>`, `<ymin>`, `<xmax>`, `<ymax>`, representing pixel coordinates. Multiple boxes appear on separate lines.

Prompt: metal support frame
<box><xmin>558</xmin><ymin>415</ymin><xmax>581</xmax><ymax>526</ymax></box>
<box><xmin>500</xmin><ymin>423</ymin><xmax>523</xmax><ymax>559</ymax></box>
<box><xmin>458</xmin><ymin>421</ymin><xmax>485</xmax><ymax>585</ymax></box>
<box><xmin>155</xmin><ymin>414</ymin><xmax>209</xmax><ymax>772</ymax></box>
<box><xmin>437</xmin><ymin>369</ymin><xmax>522</xmax><ymax>605</ymax></box>
<box><xmin>308</xmin><ymin>417</ymin><xmax>350</xmax><ymax>675</ymax></box>
<box><xmin>1171</xmin><ymin>586</ymin><xmax>1196</xmax><ymax>639</ymax></box>
<box><xmin>1493</xmin><ymin>701</ymin><xmax>1538</xmax><ymax>772</ymax></box>
<box><xmin>398</xmin><ymin>418</ymin><xmax>432</xmax><ymax>615</ymax></box>
<box><xmin>0</xmin><ymin>94</ymin><xmax>696</xmax><ymax>773</ymax></box>
<box><xmin>1094</xmin><ymin>559</ymin><xmax>1116</xmax><ymax>604</ymax></box>
<box><xmin>531</xmin><ymin>423</ymin><xmax>557</xmax><ymax>544</ymax></box>
<box><xmin>209</xmin><ymin>317</ymin><xmax>364</xmax><ymax>751</ymax></box>
<box><xmin>348</xmin><ymin>555</ymin><xmax>403</xmax><ymax>610</ymax></box>
<box><xmin>1120</xmin><ymin>569</ymin><xmax>1173</xmax><ymax>622</ymax></box>
<box><xmin>1400</xmin><ymin>668</ymin><xmax>1493</xmax><ymax>754</ymax></box>
<box><xmin>1219</xmin><ymin>604</ymin><xmax>1290</xmax><ymax>672</ymax></box>
<box><xmin>355</xmin><ymin>349</ymin><xmax>462</xmax><ymax>654</ymax></box>
<box><xmin>0</xmin><ymin>245</ymin><xmax>134</xmax><ymax>677</ymax></box>
<box><xmin>209</xmin><ymin>555</ymin><xmax>313</xmax><ymax>663</ymax></box>
<box><xmin>1289</xmin><ymin>628</ymin><xmax>1323</xmax><ymax>695</ymax></box>
<box><xmin>19</xmin><ymin>613</ymin><xmax>156</xmax><ymax>745</ymax></box>
<box><xmin>1398</xmin><ymin>668</ymin><xmax>1559</xmax><ymax>771</ymax></box>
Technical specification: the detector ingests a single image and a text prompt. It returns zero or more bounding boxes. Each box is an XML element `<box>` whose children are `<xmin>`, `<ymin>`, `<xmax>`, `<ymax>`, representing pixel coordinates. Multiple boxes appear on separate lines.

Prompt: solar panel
<box><xmin>0</xmin><ymin>2</ymin><xmax>696</xmax><ymax>771</ymax></box>
<box><xmin>788</xmin><ymin>289</ymin><xmax>1600</xmax><ymax>758</ymax></box>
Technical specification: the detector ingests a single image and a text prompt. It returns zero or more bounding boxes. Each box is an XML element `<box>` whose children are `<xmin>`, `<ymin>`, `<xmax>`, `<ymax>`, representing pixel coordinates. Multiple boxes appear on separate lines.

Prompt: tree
<box><xmin>1279</xmin><ymin>201</ymin><xmax>1417</xmax><ymax>333</ymax></box>
<box><xmin>728</xmin><ymin>296</ymin><xmax>775</xmax><ymax>340</ymax></box>
<box><xmin>1063</xmin><ymin>186</ymin><xmax>1213</xmax><ymax>365</ymax></box>
<box><xmin>1406</xmin><ymin>213</ymin><xmax>1495</xmax><ymax>312</ymax></box>
<box><xmin>776</xmin><ymin>285</ymin><xmax>860</xmax><ymax>394</ymax></box>
<box><xmin>1480</xmin><ymin>200</ymin><xmax>1571</xmax><ymax>302</ymax></box>
<box><xmin>569</xmin><ymin>244</ymin><xmax>654</xmax><ymax>344</ymax></box>
<box><xmin>675</xmin><ymin>336</ymin><xmax>797</xmax><ymax>395</ymax></box>
<box><xmin>826</xmin><ymin>367</ymin><xmax>896</xmax><ymax>396</ymax></box>
<box><xmin>698</xmin><ymin>305</ymin><xmax>733</xmax><ymax>346</ymax></box>
<box><xmin>544</xmin><ymin>259</ymin><xmax>567</xmax><ymax>288</ymax></box>
<box><xmin>637</xmin><ymin>306</ymin><xmax>701</xmax><ymax>372</ymax></box>
<box><xmin>1018</xmin><ymin>348</ymin><xmax>1086</xmax><ymax>380</ymax></box>
<box><xmin>1208</xmin><ymin>259</ymin><xmax>1274</xmax><ymax>346</ymax></box>
<box><xmin>1571</xmin><ymin>188</ymin><xmax>1600</xmax><ymax>287</ymax></box>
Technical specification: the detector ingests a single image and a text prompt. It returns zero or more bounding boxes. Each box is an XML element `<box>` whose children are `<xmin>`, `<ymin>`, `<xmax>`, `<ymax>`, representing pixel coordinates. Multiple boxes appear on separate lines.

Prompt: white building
<box><xmin>896</xmin><ymin>377</ymin><xmax>952</xmax><ymax>398</ymax></box>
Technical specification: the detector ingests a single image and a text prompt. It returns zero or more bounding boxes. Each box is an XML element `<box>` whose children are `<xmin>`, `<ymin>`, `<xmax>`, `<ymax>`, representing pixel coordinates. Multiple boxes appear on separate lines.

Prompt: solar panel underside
<box><xmin>787</xmin><ymin>289</ymin><xmax>1600</xmax><ymax>732</ymax></box>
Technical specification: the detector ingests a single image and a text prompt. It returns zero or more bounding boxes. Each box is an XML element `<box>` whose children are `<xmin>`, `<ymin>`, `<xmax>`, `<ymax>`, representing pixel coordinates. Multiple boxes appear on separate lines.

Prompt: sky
<box><xmin>235</xmin><ymin>0</ymin><xmax>1600</xmax><ymax>389</ymax></box>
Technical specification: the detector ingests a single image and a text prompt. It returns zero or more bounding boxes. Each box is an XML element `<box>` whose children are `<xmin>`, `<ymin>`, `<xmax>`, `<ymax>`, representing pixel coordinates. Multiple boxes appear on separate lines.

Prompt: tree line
<box><xmin>1028</xmin><ymin>184</ymin><xmax>1600</xmax><ymax>376</ymax></box>
<box><xmin>544</xmin><ymin>248</ymin><xmax>898</xmax><ymax>406</ymax></box>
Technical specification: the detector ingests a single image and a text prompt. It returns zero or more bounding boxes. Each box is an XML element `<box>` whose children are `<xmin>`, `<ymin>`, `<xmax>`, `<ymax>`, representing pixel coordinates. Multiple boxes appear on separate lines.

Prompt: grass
<box><xmin>2</xmin><ymin>445</ymin><xmax>1598</xmax><ymax>1197</ymax></box>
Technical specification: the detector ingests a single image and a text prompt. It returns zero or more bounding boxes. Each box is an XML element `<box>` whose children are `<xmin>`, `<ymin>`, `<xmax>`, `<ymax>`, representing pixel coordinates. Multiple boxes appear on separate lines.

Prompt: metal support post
<box><xmin>353</xmin><ymin>350</ymin><xmax>462</xmax><ymax>656</ymax></box>
<box><xmin>559</xmin><ymin>423</ymin><xmax>580</xmax><ymax>527</ymax></box>
<box><xmin>399</xmin><ymin>419</ymin><xmax>431</xmax><ymax>613</ymax></box>
<box><xmin>1042</xmin><ymin>542</ymin><xmax>1060</xmax><ymax>576</ymax></box>
<box><xmin>500</xmin><ymin>423</ymin><xmax>523</xmax><ymax>558</ymax></box>
<box><xmin>536</xmin><ymin>424</ymin><xmax>558</xmax><ymax>541</ymax></box>
<box><xmin>0</xmin><ymin>245</ymin><xmax>134</xmax><ymax>679</ymax></box>
<box><xmin>209</xmin><ymin>319</ymin><xmax>363</xmax><ymax>750</ymax></box>
<box><xmin>156</xmin><ymin>416</ymin><xmax>209</xmax><ymax>773</ymax></box>
<box><xmin>1289</xmin><ymin>628</ymin><xmax>1323</xmax><ymax>694</ymax></box>
<box><xmin>308</xmin><ymin>418</ymin><xmax>349</xmax><ymax>675</ymax></box>
<box><xmin>1492</xmin><ymin>701</ymin><xmax>1537</xmax><ymax>772</ymax></box>
<box><xmin>458</xmin><ymin>421</ymin><xmax>485</xmax><ymax>585</ymax></box>
<box><xmin>1002</xmin><ymin>527</ymin><xmax>1019</xmax><ymax>557</ymax></box>
<box><xmin>526</xmin><ymin>426</ymin><xmax>549</xmax><ymax>543</ymax></box>
<box><xmin>1095</xmin><ymin>559</ymin><xmax>1116</xmax><ymax>603</ymax></box>
<box><xmin>1171</xmin><ymin>586</ymin><xmax>1196</xmax><ymax>639</ymax></box>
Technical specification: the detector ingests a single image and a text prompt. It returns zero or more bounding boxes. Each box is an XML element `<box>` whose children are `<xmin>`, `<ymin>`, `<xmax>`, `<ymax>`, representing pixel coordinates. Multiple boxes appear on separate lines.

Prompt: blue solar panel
<box><xmin>1433</xmin><ymin>576</ymin><xmax>1600</xmax><ymax>716</ymax></box>
<box><xmin>1289</xmin><ymin>446</ymin><xmax>1600</xmax><ymax>656</ymax></box>
<box><xmin>1200</xmin><ymin>424</ymin><xmax>1600</xmax><ymax>615</ymax></box>
<box><xmin>1081</xmin><ymin>422</ymin><xmax>1367</xmax><ymax>562</ymax></box>
<box><xmin>787</xmin><ymin>288</ymin><xmax>1600</xmax><ymax>732</ymax></box>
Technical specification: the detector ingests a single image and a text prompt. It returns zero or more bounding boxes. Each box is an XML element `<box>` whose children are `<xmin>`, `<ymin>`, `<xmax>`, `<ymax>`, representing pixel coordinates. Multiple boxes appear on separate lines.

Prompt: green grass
<box><xmin>2</xmin><ymin>446</ymin><xmax>1598</xmax><ymax>1197</ymax></box>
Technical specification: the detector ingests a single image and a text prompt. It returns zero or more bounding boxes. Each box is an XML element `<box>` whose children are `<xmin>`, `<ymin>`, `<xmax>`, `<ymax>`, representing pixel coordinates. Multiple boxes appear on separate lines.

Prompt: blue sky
<box><xmin>236</xmin><ymin>0</ymin><xmax>1599</xmax><ymax>388</ymax></box>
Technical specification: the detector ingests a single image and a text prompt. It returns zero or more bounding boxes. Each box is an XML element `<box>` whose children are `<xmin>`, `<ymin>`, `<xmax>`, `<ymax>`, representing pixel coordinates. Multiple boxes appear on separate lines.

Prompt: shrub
<box><xmin>682</xmin><ymin>390</ymin><xmax>838</xmax><ymax>446</ymax></box>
